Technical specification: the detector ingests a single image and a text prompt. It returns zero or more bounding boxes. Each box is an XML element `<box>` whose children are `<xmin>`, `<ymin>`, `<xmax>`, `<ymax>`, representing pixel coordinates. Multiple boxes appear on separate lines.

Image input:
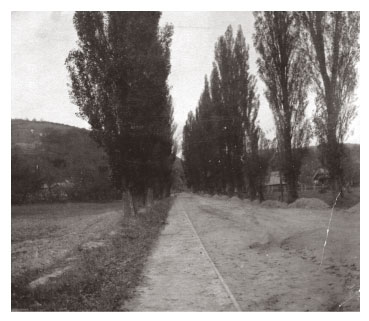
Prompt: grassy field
<box><xmin>11</xmin><ymin>199</ymin><xmax>173</xmax><ymax>311</ymax></box>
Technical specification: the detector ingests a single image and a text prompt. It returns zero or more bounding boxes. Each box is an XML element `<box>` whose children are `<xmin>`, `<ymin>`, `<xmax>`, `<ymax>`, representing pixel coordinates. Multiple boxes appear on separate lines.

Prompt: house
<box><xmin>39</xmin><ymin>180</ymin><xmax>75</xmax><ymax>200</ymax></box>
<box><xmin>264</xmin><ymin>171</ymin><xmax>287</xmax><ymax>193</ymax></box>
<box><xmin>312</xmin><ymin>168</ymin><xmax>329</xmax><ymax>186</ymax></box>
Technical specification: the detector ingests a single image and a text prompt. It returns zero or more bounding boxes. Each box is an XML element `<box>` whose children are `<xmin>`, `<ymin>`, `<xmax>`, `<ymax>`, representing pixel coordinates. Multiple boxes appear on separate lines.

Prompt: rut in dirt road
<box><xmin>122</xmin><ymin>193</ymin><xmax>239</xmax><ymax>312</ymax></box>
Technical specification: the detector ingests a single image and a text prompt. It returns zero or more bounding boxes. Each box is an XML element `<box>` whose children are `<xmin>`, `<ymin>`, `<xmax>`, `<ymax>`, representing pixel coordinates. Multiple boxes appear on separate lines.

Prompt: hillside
<box><xmin>11</xmin><ymin>119</ymin><xmax>115</xmax><ymax>203</ymax></box>
<box><xmin>11</xmin><ymin>119</ymin><xmax>187</xmax><ymax>203</ymax></box>
<box><xmin>12</xmin><ymin>119</ymin><xmax>109</xmax><ymax>173</ymax></box>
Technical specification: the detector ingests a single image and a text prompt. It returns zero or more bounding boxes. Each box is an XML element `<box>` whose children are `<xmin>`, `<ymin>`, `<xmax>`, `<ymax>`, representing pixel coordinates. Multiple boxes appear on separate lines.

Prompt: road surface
<box><xmin>123</xmin><ymin>193</ymin><xmax>360</xmax><ymax>311</ymax></box>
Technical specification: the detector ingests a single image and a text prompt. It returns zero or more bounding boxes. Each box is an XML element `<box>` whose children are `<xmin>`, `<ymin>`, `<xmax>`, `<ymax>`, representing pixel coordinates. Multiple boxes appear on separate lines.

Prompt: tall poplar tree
<box><xmin>300</xmin><ymin>11</ymin><xmax>359</xmax><ymax>196</ymax></box>
<box><xmin>182</xmin><ymin>25</ymin><xmax>263</xmax><ymax>197</ymax></box>
<box><xmin>214</xmin><ymin>26</ymin><xmax>244</xmax><ymax>194</ymax></box>
<box><xmin>233</xmin><ymin>26</ymin><xmax>261</xmax><ymax>200</ymax></box>
<box><xmin>254</xmin><ymin>12</ymin><xmax>311</xmax><ymax>203</ymax></box>
<box><xmin>66</xmin><ymin>12</ymin><xmax>175</xmax><ymax>215</ymax></box>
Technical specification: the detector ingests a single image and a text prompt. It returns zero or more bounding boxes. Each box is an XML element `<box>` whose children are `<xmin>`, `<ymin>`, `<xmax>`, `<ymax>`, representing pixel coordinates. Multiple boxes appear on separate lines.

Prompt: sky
<box><xmin>11</xmin><ymin>11</ymin><xmax>360</xmax><ymax>144</ymax></box>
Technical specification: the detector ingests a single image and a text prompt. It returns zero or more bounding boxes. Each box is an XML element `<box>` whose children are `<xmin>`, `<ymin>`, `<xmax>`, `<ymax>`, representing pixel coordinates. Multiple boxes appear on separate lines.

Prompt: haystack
<box><xmin>288</xmin><ymin>198</ymin><xmax>329</xmax><ymax>210</ymax></box>
<box><xmin>346</xmin><ymin>203</ymin><xmax>360</xmax><ymax>214</ymax></box>
<box><xmin>260</xmin><ymin>200</ymin><xmax>288</xmax><ymax>208</ymax></box>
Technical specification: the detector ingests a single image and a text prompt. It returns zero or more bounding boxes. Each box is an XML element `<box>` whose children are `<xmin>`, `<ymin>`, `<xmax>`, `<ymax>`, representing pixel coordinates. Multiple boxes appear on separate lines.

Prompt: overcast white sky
<box><xmin>11</xmin><ymin>11</ymin><xmax>360</xmax><ymax>144</ymax></box>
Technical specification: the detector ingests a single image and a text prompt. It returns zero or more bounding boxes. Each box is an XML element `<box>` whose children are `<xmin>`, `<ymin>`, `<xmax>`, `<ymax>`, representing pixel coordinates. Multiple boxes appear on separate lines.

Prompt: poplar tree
<box><xmin>214</xmin><ymin>26</ymin><xmax>244</xmax><ymax>194</ymax></box>
<box><xmin>66</xmin><ymin>12</ymin><xmax>175</xmax><ymax>215</ymax></box>
<box><xmin>182</xmin><ymin>25</ymin><xmax>262</xmax><ymax>197</ymax></box>
<box><xmin>233</xmin><ymin>26</ymin><xmax>261</xmax><ymax>200</ymax></box>
<box><xmin>254</xmin><ymin>12</ymin><xmax>311</xmax><ymax>203</ymax></box>
<box><xmin>300</xmin><ymin>11</ymin><xmax>359</xmax><ymax>196</ymax></box>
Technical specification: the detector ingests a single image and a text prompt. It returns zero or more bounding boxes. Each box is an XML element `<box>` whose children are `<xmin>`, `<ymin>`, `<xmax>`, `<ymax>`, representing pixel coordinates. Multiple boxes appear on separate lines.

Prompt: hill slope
<box><xmin>11</xmin><ymin>119</ymin><xmax>115</xmax><ymax>202</ymax></box>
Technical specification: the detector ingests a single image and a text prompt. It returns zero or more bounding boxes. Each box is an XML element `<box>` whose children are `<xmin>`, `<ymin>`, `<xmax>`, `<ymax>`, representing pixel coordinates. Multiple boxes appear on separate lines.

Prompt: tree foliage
<box><xmin>300</xmin><ymin>11</ymin><xmax>360</xmax><ymax>194</ymax></box>
<box><xmin>253</xmin><ymin>12</ymin><xmax>311</xmax><ymax>203</ymax></box>
<box><xmin>182</xmin><ymin>26</ymin><xmax>266</xmax><ymax>198</ymax></box>
<box><xmin>11</xmin><ymin>147</ymin><xmax>43</xmax><ymax>204</ymax></box>
<box><xmin>66</xmin><ymin>12</ymin><xmax>175</xmax><ymax>214</ymax></box>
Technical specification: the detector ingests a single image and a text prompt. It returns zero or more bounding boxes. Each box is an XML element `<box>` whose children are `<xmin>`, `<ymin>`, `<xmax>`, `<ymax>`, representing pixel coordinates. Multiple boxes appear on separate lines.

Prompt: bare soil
<box><xmin>11</xmin><ymin>199</ymin><xmax>173</xmax><ymax>311</ymax></box>
<box><xmin>11</xmin><ymin>202</ymin><xmax>123</xmax><ymax>279</ymax></box>
<box><xmin>127</xmin><ymin>192</ymin><xmax>359</xmax><ymax>311</ymax></box>
<box><xmin>122</xmin><ymin>197</ymin><xmax>237</xmax><ymax>311</ymax></box>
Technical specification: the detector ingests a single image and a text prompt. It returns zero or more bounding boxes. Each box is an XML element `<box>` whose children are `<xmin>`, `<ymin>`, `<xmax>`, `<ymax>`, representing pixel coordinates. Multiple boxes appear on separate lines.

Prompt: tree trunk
<box><xmin>286</xmin><ymin>178</ymin><xmax>298</xmax><ymax>204</ymax></box>
<box><xmin>122</xmin><ymin>190</ymin><xmax>135</xmax><ymax>217</ymax></box>
<box><xmin>283</xmin><ymin>132</ymin><xmax>298</xmax><ymax>204</ymax></box>
<box><xmin>258</xmin><ymin>183</ymin><xmax>265</xmax><ymax>202</ymax></box>
<box><xmin>121</xmin><ymin>177</ymin><xmax>135</xmax><ymax>217</ymax></box>
<box><xmin>22</xmin><ymin>191</ymin><xmax>28</xmax><ymax>204</ymax></box>
<box><xmin>327</xmin><ymin>136</ymin><xmax>342</xmax><ymax>195</ymax></box>
<box><xmin>146</xmin><ymin>187</ymin><xmax>154</xmax><ymax>210</ymax></box>
<box><xmin>279</xmin><ymin>172</ymin><xmax>284</xmax><ymax>202</ymax></box>
<box><xmin>249</xmin><ymin>177</ymin><xmax>257</xmax><ymax>201</ymax></box>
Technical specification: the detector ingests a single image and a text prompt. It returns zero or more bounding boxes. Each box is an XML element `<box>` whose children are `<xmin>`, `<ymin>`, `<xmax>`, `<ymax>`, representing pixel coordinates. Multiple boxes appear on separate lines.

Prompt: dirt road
<box><xmin>125</xmin><ymin>193</ymin><xmax>360</xmax><ymax>311</ymax></box>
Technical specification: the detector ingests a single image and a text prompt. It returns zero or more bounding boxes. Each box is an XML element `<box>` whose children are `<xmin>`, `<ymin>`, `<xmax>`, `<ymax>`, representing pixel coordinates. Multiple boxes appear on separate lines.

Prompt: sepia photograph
<box><xmin>10</xmin><ymin>6</ymin><xmax>360</xmax><ymax>312</ymax></box>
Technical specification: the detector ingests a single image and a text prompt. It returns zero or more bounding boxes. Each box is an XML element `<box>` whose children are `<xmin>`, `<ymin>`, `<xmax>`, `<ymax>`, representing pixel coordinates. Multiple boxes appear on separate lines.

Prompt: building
<box><xmin>264</xmin><ymin>171</ymin><xmax>287</xmax><ymax>193</ymax></box>
<box><xmin>312</xmin><ymin>168</ymin><xmax>329</xmax><ymax>186</ymax></box>
<box><xmin>39</xmin><ymin>180</ymin><xmax>75</xmax><ymax>200</ymax></box>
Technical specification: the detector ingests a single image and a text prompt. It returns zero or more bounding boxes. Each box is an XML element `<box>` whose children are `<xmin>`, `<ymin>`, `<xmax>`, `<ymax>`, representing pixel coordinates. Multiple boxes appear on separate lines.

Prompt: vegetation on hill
<box><xmin>11</xmin><ymin>119</ymin><xmax>118</xmax><ymax>204</ymax></box>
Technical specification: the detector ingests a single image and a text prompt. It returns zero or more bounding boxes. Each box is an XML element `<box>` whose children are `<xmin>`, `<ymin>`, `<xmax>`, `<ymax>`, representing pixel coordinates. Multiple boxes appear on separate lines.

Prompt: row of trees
<box><xmin>183</xmin><ymin>12</ymin><xmax>359</xmax><ymax>203</ymax></box>
<box><xmin>182</xmin><ymin>26</ymin><xmax>274</xmax><ymax>201</ymax></box>
<box><xmin>66</xmin><ymin>12</ymin><xmax>176</xmax><ymax>215</ymax></box>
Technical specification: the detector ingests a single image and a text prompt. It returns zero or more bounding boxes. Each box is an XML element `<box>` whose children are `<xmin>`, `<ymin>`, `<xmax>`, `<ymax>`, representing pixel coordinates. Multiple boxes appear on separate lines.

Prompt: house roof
<box><xmin>265</xmin><ymin>171</ymin><xmax>286</xmax><ymax>186</ymax></box>
<box><xmin>313</xmin><ymin>168</ymin><xmax>329</xmax><ymax>181</ymax></box>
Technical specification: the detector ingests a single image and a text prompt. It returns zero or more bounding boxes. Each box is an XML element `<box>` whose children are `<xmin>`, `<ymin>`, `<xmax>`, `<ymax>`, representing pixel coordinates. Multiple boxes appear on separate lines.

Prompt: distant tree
<box><xmin>11</xmin><ymin>148</ymin><xmax>43</xmax><ymax>204</ymax></box>
<box><xmin>182</xmin><ymin>25</ymin><xmax>265</xmax><ymax>197</ymax></box>
<box><xmin>66</xmin><ymin>12</ymin><xmax>175</xmax><ymax>215</ymax></box>
<box><xmin>341</xmin><ymin>144</ymin><xmax>360</xmax><ymax>189</ymax></box>
<box><xmin>300</xmin><ymin>12</ymin><xmax>360</xmax><ymax>196</ymax></box>
<box><xmin>254</xmin><ymin>12</ymin><xmax>311</xmax><ymax>203</ymax></box>
<box><xmin>214</xmin><ymin>26</ymin><xmax>245</xmax><ymax>194</ymax></box>
<box><xmin>38</xmin><ymin>128</ymin><xmax>74</xmax><ymax>199</ymax></box>
<box><xmin>209</xmin><ymin>63</ymin><xmax>226</xmax><ymax>193</ymax></box>
<box><xmin>182</xmin><ymin>111</ymin><xmax>201</xmax><ymax>191</ymax></box>
<box><xmin>195</xmin><ymin>77</ymin><xmax>215</xmax><ymax>192</ymax></box>
<box><xmin>232</xmin><ymin>26</ymin><xmax>261</xmax><ymax>200</ymax></box>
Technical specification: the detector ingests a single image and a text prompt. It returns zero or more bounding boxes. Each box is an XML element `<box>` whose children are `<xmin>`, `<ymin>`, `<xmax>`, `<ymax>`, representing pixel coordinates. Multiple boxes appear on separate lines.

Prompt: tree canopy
<box><xmin>66</xmin><ymin>12</ymin><xmax>176</xmax><ymax>214</ymax></box>
<box><xmin>301</xmin><ymin>11</ymin><xmax>360</xmax><ymax>195</ymax></box>
<box><xmin>254</xmin><ymin>11</ymin><xmax>312</xmax><ymax>203</ymax></box>
<box><xmin>182</xmin><ymin>25</ymin><xmax>265</xmax><ymax>198</ymax></box>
